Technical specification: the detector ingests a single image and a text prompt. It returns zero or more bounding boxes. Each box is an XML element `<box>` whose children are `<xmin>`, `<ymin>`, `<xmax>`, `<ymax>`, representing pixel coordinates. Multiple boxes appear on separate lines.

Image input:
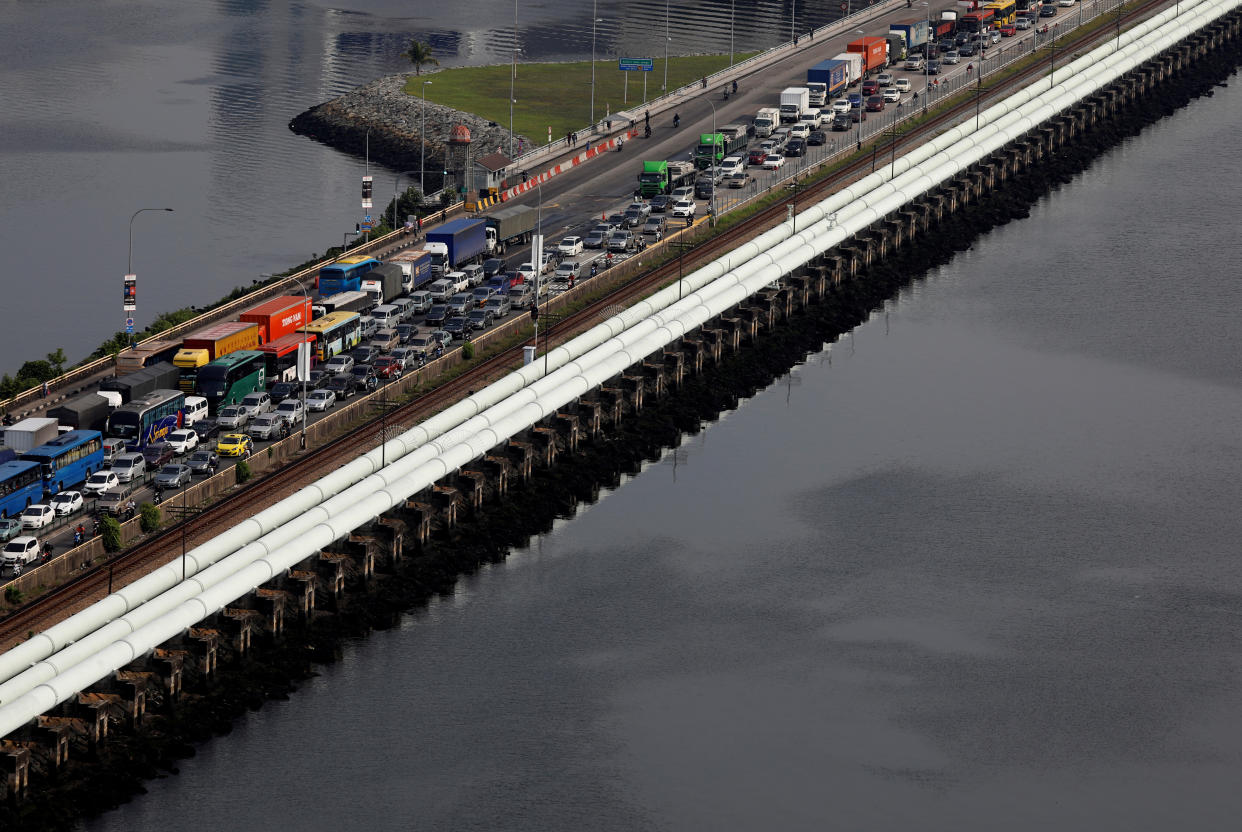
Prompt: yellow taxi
<box><xmin>216</xmin><ymin>433</ymin><xmax>253</xmax><ymax>458</ymax></box>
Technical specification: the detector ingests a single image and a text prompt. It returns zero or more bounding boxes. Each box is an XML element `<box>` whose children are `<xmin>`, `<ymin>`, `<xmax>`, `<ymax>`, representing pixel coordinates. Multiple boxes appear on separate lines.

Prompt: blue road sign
<box><xmin>618</xmin><ymin>57</ymin><xmax>654</xmax><ymax>71</ymax></box>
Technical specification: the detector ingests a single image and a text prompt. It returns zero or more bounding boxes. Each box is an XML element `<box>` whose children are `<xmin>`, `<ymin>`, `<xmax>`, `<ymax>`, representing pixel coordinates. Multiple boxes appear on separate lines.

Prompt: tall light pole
<box><xmin>126</xmin><ymin>207</ymin><xmax>174</xmax><ymax>349</ymax></box>
<box><xmin>792</xmin><ymin>0</ymin><xmax>797</xmax><ymax>44</ymax></box>
<box><xmin>730</xmin><ymin>0</ymin><xmax>736</xmax><ymax>66</ymax></box>
<box><xmin>292</xmin><ymin>277</ymin><xmax>311</xmax><ymax>449</ymax></box>
<box><xmin>420</xmin><ymin>80</ymin><xmax>432</xmax><ymax>197</ymax></box>
<box><xmin>590</xmin><ymin>4</ymin><xmax>603</xmax><ymax>127</ymax></box>
<box><xmin>510</xmin><ymin>0</ymin><xmax>518</xmax><ymax>159</ymax></box>
<box><xmin>663</xmin><ymin>0</ymin><xmax>670</xmax><ymax>93</ymax></box>
<box><xmin>854</xmin><ymin>30</ymin><xmax>866</xmax><ymax>150</ymax></box>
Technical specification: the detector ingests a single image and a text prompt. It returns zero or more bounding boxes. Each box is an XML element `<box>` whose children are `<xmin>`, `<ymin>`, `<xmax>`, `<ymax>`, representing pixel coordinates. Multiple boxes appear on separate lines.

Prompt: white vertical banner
<box><xmin>296</xmin><ymin>341</ymin><xmax>312</xmax><ymax>381</ymax></box>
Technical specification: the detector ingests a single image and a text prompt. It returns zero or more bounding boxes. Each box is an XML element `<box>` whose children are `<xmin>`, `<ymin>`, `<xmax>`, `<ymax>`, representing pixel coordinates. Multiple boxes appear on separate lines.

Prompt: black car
<box><xmin>482</xmin><ymin>258</ymin><xmax>505</xmax><ymax>278</ymax></box>
<box><xmin>938</xmin><ymin>37</ymin><xmax>955</xmax><ymax>53</ymax></box>
<box><xmin>349</xmin><ymin>365</ymin><xmax>379</xmax><ymax>392</ymax></box>
<box><xmin>192</xmin><ymin>418</ymin><xmax>221</xmax><ymax>443</ymax></box>
<box><xmin>325</xmin><ymin>374</ymin><xmax>358</xmax><ymax>400</ymax></box>
<box><xmin>694</xmin><ymin>179</ymin><xmax>714</xmax><ymax>200</ymax></box>
<box><xmin>443</xmin><ymin>316</ymin><xmax>469</xmax><ymax>339</ymax></box>
<box><xmin>959</xmin><ymin>41</ymin><xmax>978</xmax><ymax>56</ymax></box>
<box><xmin>1039</xmin><ymin>4</ymin><xmax>1058</xmax><ymax>15</ymax></box>
<box><xmin>466</xmin><ymin>308</ymin><xmax>495</xmax><ymax>331</ymax></box>
<box><xmin>649</xmin><ymin>194</ymin><xmax>671</xmax><ymax>213</ymax></box>
<box><xmin>832</xmin><ymin>113</ymin><xmax>852</xmax><ymax>131</ymax></box>
<box><xmin>269</xmin><ymin>381</ymin><xmax>299</xmax><ymax>402</ymax></box>
<box><xmin>307</xmin><ymin>369</ymin><xmax>329</xmax><ymax>389</ymax></box>
<box><xmin>955</xmin><ymin>31</ymin><xmax>971</xmax><ymax>46</ymax></box>
<box><xmin>395</xmin><ymin>323</ymin><xmax>416</xmax><ymax>344</ymax></box>
<box><xmin>926</xmin><ymin>60</ymin><xmax>940</xmax><ymax>75</ymax></box>
<box><xmin>350</xmin><ymin>344</ymin><xmax>380</xmax><ymax>365</ymax></box>
<box><xmin>607</xmin><ymin>213</ymin><xmax>627</xmax><ymax>228</ymax></box>
<box><xmin>807</xmin><ymin>130</ymin><xmax>827</xmax><ymax>146</ymax></box>
<box><xmin>786</xmin><ymin>138</ymin><xmax>806</xmax><ymax>157</ymax></box>
<box><xmin>425</xmin><ymin>304</ymin><xmax>449</xmax><ymax>325</ymax></box>
<box><xmin>186</xmin><ymin>450</ymin><xmax>219</xmax><ymax>476</ymax></box>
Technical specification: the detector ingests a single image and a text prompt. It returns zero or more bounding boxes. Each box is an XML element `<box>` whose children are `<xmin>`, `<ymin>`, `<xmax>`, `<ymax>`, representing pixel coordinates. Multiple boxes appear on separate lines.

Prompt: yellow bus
<box><xmin>301</xmin><ymin>311</ymin><xmax>361</xmax><ymax>362</ymax></box>
<box><xmin>985</xmin><ymin>0</ymin><xmax>1017</xmax><ymax>25</ymax></box>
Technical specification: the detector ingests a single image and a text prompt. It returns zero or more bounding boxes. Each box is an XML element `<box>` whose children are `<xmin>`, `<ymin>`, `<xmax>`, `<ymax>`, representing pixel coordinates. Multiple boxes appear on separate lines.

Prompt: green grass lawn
<box><xmin>404</xmin><ymin>53</ymin><xmax>757</xmax><ymax>147</ymax></box>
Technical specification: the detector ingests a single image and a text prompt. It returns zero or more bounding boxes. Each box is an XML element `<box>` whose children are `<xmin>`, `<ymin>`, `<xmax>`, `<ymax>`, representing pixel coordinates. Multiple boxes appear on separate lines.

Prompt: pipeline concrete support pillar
<box><xmin>554</xmin><ymin>412</ymin><xmax>581</xmax><ymax>452</ymax></box>
<box><xmin>662</xmin><ymin>349</ymin><xmax>686</xmax><ymax>388</ymax></box>
<box><xmin>620</xmin><ymin>375</ymin><xmax>646</xmax><ymax>412</ymax></box>
<box><xmin>483</xmin><ymin>454</ymin><xmax>513</xmax><ymax>494</ymax></box>
<box><xmin>432</xmin><ymin>485</ymin><xmax>462</xmax><ymax>529</ymax></box>
<box><xmin>1</xmin><ymin>745</ymin><xmax>29</xmax><ymax>801</ymax></box>
<box><xmin>506</xmin><ymin>441</ymin><xmax>534</xmax><ymax>481</ymax></box>
<box><xmin>286</xmin><ymin>571</ymin><xmax>317</xmax><ymax>615</ymax></box>
<box><xmin>531</xmin><ymin>427</ymin><xmax>559</xmax><ymax>466</ymax></box>
<box><xmin>188</xmin><ymin>627</ymin><xmax>219</xmax><ymax>678</ymax></box>
<box><xmin>680</xmin><ymin>335</ymin><xmax>707</xmax><ymax>375</ymax></box>
<box><xmin>456</xmin><ymin>470</ymin><xmax>488</xmax><ymax>512</ymax></box>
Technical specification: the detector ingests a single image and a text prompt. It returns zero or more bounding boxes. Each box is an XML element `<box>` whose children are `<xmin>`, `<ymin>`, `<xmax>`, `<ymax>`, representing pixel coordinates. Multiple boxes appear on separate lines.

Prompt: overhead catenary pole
<box><xmin>511</xmin><ymin>0</ymin><xmax>517</xmax><ymax>159</ymax></box>
<box><xmin>663</xmin><ymin>0</ymin><xmax>670</xmax><ymax>93</ymax></box>
<box><xmin>293</xmin><ymin>277</ymin><xmax>311</xmax><ymax>449</ymax></box>
<box><xmin>730</xmin><ymin>0</ymin><xmax>736</xmax><ymax>66</ymax></box>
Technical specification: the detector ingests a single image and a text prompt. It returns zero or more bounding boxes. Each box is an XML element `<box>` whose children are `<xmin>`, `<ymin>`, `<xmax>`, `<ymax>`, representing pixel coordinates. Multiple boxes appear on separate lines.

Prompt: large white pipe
<box><xmin>0</xmin><ymin>0</ymin><xmax>1231</xmax><ymax>724</ymax></box>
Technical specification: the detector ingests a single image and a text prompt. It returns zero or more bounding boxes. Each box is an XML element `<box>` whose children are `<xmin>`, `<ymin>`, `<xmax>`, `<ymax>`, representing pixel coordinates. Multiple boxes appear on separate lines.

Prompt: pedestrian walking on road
<box><xmin>42</xmin><ymin>380</ymin><xmax>49</xmax><ymax>398</ymax></box>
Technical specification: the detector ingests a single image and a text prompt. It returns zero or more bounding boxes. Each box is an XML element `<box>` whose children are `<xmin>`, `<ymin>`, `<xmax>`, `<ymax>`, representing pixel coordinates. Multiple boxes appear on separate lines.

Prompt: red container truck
<box><xmin>239</xmin><ymin>295</ymin><xmax>313</xmax><ymax>343</ymax></box>
<box><xmin>847</xmin><ymin>36</ymin><xmax>889</xmax><ymax>74</ymax></box>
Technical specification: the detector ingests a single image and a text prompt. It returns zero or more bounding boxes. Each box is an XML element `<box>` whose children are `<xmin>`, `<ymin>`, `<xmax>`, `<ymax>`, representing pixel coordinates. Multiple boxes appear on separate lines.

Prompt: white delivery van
<box><xmin>182</xmin><ymin>396</ymin><xmax>208</xmax><ymax>426</ymax></box>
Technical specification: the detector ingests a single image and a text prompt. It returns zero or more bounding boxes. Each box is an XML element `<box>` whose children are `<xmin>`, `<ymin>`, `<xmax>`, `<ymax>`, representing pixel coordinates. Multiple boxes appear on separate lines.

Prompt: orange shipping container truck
<box><xmin>847</xmin><ymin>36</ymin><xmax>889</xmax><ymax>73</ymax></box>
<box><xmin>173</xmin><ymin>321</ymin><xmax>262</xmax><ymax>392</ymax></box>
<box><xmin>239</xmin><ymin>295</ymin><xmax>313</xmax><ymax>343</ymax></box>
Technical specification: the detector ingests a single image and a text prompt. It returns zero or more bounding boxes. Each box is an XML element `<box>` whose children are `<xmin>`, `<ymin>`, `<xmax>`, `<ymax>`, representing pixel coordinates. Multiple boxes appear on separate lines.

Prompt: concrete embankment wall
<box><xmin>0</xmin><ymin>4</ymin><xmax>1239</xmax><ymax>818</ymax></box>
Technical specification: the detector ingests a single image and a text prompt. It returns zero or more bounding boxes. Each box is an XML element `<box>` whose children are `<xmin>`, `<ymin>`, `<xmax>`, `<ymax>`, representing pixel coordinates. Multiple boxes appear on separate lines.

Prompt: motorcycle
<box><xmin>673</xmin><ymin>114</ymin><xmax>681</xmax><ymax>129</ymax></box>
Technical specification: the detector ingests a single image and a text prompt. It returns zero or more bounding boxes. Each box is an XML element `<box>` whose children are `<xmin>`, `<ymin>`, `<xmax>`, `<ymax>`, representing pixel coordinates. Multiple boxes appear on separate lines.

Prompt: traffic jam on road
<box><xmin>2</xmin><ymin>0</ymin><xmax>1076</xmax><ymax>580</ymax></box>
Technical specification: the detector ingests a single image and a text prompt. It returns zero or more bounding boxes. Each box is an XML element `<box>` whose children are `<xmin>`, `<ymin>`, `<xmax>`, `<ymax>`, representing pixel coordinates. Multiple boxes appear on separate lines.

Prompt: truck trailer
<box><xmin>47</xmin><ymin>393</ymin><xmax>112</xmax><ymax>432</ymax></box>
<box><xmin>889</xmin><ymin>19</ymin><xmax>931</xmax><ymax>52</ymax></box>
<box><xmin>847</xmin><ymin>36</ymin><xmax>889</xmax><ymax>74</ymax></box>
<box><xmin>484</xmin><ymin>205</ymin><xmax>537</xmax><ymax>255</ymax></box>
<box><xmin>359</xmin><ymin>263</ymin><xmax>406</xmax><ymax>305</ymax></box>
<box><xmin>384</xmin><ymin>250</ymin><xmax>433</xmax><ymax>293</ymax></box>
<box><xmin>424</xmin><ymin>218</ymin><xmax>488</xmax><ymax>276</ymax></box>
<box><xmin>3</xmin><ymin>418</ymin><xmax>59</xmax><ymax>454</ymax></box>
<box><xmin>312</xmin><ymin>290</ymin><xmax>374</xmax><ymax>319</ymax></box>
<box><xmin>98</xmin><ymin>361</ymin><xmax>180</xmax><ymax>404</ymax></box>
<box><xmin>238</xmin><ymin>295</ymin><xmax>312</xmax><ymax>343</ymax></box>
<box><xmin>806</xmin><ymin>60</ymin><xmax>850</xmax><ymax>101</ymax></box>
<box><xmin>173</xmin><ymin>321</ymin><xmax>262</xmax><ymax>392</ymax></box>
<box><xmin>694</xmin><ymin>131</ymin><xmax>748</xmax><ymax>169</ymax></box>
<box><xmin>831</xmin><ymin>52</ymin><xmax>864</xmax><ymax>86</ymax></box>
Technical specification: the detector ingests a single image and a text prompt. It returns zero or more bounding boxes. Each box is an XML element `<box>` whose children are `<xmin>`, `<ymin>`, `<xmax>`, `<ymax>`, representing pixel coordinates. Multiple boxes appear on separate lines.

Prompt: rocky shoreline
<box><xmin>289</xmin><ymin>74</ymin><xmax>528</xmax><ymax>196</ymax></box>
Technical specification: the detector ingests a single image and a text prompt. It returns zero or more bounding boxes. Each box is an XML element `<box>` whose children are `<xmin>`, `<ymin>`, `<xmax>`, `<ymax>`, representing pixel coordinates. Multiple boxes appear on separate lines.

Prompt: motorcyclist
<box><xmin>673</xmin><ymin>113</ymin><xmax>681</xmax><ymax>128</ymax></box>
<box><xmin>732</xmin><ymin>80</ymin><xmax>738</xmax><ymax>95</ymax></box>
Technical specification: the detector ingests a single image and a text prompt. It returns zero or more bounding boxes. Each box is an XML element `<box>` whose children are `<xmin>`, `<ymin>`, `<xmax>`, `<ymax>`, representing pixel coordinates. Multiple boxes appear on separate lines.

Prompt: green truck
<box><xmin>636</xmin><ymin>160</ymin><xmax>697</xmax><ymax>197</ymax></box>
<box><xmin>693</xmin><ymin>130</ymin><xmax>748</xmax><ymax>169</ymax></box>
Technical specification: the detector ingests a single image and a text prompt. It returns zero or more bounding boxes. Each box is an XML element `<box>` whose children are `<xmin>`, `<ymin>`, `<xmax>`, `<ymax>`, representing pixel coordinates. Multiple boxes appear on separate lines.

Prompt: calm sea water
<box><xmin>0</xmin><ymin>0</ymin><xmax>849</xmax><ymax>376</ymax></box>
<box><xmin>83</xmin><ymin>51</ymin><xmax>1242</xmax><ymax>832</ymax></box>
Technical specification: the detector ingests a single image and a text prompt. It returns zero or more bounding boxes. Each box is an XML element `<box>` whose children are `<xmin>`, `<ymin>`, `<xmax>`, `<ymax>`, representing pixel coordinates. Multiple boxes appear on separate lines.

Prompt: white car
<box><xmin>239</xmin><ymin>391</ymin><xmax>272</xmax><ymax>418</ymax></box>
<box><xmin>904</xmin><ymin>56</ymin><xmax>924</xmax><ymax>71</ymax></box>
<box><xmin>832</xmin><ymin>98</ymin><xmax>852</xmax><ymax>114</ymax></box>
<box><xmin>895</xmin><ymin>78</ymin><xmax>912</xmax><ymax>92</ymax></box>
<box><xmin>883</xmin><ymin>87</ymin><xmax>901</xmax><ymax>103</ymax></box>
<box><xmin>50</xmin><ymin>491</ymin><xmax>84</xmax><ymax>517</ymax></box>
<box><xmin>323</xmin><ymin>355</ymin><xmax>354</xmax><ymax>376</ymax></box>
<box><xmin>306</xmin><ymin>389</ymin><xmax>337</xmax><ymax>412</ymax></box>
<box><xmin>720</xmin><ymin>155</ymin><xmax>745</xmax><ymax>175</ymax></box>
<box><xmin>166</xmin><ymin>428</ymin><xmax>199</xmax><ymax>455</ymax></box>
<box><xmin>20</xmin><ymin>504</ymin><xmax>55</xmax><ymax>530</ymax></box>
<box><xmin>762</xmin><ymin>153</ymin><xmax>786</xmax><ymax>170</ymax></box>
<box><xmin>216</xmin><ymin>404</ymin><xmax>251</xmax><ymax>429</ymax></box>
<box><xmin>516</xmin><ymin>263</ymin><xmax>537</xmax><ymax>283</ymax></box>
<box><xmin>788</xmin><ymin>123</ymin><xmax>810</xmax><ymax>139</ymax></box>
<box><xmin>1058</xmin><ymin>0</ymin><xmax>1074</xmax><ymax>5</ymax></box>
<box><xmin>876</xmin><ymin>72</ymin><xmax>896</xmax><ymax>86</ymax></box>
<box><xmin>83</xmin><ymin>471</ymin><xmax>119</xmax><ymax>496</ymax></box>
<box><xmin>670</xmin><ymin>199</ymin><xmax>696</xmax><ymax>219</ymax></box>
<box><xmin>557</xmin><ymin>236</ymin><xmax>584</xmax><ymax>256</ymax></box>
<box><xmin>2</xmin><ymin>536</ymin><xmax>41</xmax><ymax>568</ymax></box>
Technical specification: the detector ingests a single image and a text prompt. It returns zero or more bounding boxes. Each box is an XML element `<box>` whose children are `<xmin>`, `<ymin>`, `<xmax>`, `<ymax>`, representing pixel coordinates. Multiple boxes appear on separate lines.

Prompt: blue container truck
<box><xmin>424</xmin><ymin>218</ymin><xmax>488</xmax><ymax>276</ymax></box>
<box><xmin>806</xmin><ymin>59</ymin><xmax>850</xmax><ymax>101</ymax></box>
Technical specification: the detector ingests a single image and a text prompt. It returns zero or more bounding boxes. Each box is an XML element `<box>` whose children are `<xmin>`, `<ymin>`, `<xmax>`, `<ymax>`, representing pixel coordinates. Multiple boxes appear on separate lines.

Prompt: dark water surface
<box><xmin>1</xmin><ymin>0</ymin><xmax>845</xmax><ymax>375</ymax></box>
<box><xmin>82</xmin><ymin>56</ymin><xmax>1242</xmax><ymax>832</ymax></box>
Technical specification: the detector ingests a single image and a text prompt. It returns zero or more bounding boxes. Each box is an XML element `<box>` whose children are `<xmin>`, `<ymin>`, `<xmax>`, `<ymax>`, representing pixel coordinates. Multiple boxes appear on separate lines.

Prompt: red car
<box><xmin>372</xmin><ymin>356</ymin><xmax>404</xmax><ymax>380</ymax></box>
<box><xmin>1000</xmin><ymin>23</ymin><xmax>1017</xmax><ymax>36</ymax></box>
<box><xmin>861</xmin><ymin>79</ymin><xmax>880</xmax><ymax>96</ymax></box>
<box><xmin>865</xmin><ymin>95</ymin><xmax>885</xmax><ymax>112</ymax></box>
<box><xmin>748</xmin><ymin>148</ymin><xmax>768</xmax><ymax>166</ymax></box>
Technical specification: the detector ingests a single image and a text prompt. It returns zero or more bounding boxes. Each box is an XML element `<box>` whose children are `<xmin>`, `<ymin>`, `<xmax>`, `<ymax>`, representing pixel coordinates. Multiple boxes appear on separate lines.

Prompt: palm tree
<box><xmin>401</xmin><ymin>40</ymin><xmax>439</xmax><ymax>76</ymax></box>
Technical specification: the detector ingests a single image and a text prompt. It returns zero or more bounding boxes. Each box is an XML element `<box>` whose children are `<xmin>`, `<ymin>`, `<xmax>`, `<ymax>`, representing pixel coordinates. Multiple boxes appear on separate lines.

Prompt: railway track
<box><xmin>0</xmin><ymin>0</ymin><xmax>1172</xmax><ymax>646</ymax></box>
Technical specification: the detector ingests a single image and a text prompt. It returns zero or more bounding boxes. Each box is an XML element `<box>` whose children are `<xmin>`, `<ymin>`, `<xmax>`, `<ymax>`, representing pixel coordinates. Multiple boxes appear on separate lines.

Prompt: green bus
<box><xmin>196</xmin><ymin>350</ymin><xmax>267</xmax><ymax>414</ymax></box>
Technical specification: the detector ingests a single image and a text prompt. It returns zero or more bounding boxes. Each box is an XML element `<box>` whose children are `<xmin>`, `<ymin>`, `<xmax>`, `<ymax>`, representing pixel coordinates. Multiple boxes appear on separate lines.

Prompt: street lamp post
<box><xmin>420</xmin><ymin>80</ymin><xmax>432</xmax><ymax>197</ymax></box>
<box><xmin>663</xmin><ymin>0</ymin><xmax>670</xmax><ymax>92</ymax></box>
<box><xmin>590</xmin><ymin>3</ymin><xmax>603</xmax><ymax>127</ymax></box>
<box><xmin>511</xmin><ymin>0</ymin><xmax>518</xmax><ymax>159</ymax></box>
<box><xmin>730</xmin><ymin>0</ymin><xmax>736</xmax><ymax>67</ymax></box>
<box><xmin>706</xmin><ymin>99</ymin><xmax>717</xmax><ymax>225</ymax></box>
<box><xmin>922</xmin><ymin>2</ymin><xmax>931</xmax><ymax>114</ymax></box>
<box><xmin>126</xmin><ymin>207</ymin><xmax>174</xmax><ymax>348</ymax></box>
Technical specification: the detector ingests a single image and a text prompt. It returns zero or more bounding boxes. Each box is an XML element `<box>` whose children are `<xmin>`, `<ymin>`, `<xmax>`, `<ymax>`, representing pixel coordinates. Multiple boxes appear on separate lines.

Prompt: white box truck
<box><xmin>779</xmin><ymin>88</ymin><xmax>810</xmax><ymax>124</ymax></box>
<box><xmin>833</xmin><ymin>52</ymin><xmax>864</xmax><ymax>85</ymax></box>
<box><xmin>753</xmin><ymin>107</ymin><xmax>780</xmax><ymax>137</ymax></box>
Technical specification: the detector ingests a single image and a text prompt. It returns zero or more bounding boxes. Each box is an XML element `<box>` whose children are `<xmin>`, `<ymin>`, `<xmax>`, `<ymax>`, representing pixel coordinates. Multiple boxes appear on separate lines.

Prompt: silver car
<box><xmin>306</xmin><ymin>389</ymin><xmax>337</xmax><ymax>412</ymax></box>
<box><xmin>247</xmin><ymin>413</ymin><xmax>289</xmax><ymax>440</ymax></box>
<box><xmin>216</xmin><ymin>405</ymin><xmax>250</xmax><ymax>430</ymax></box>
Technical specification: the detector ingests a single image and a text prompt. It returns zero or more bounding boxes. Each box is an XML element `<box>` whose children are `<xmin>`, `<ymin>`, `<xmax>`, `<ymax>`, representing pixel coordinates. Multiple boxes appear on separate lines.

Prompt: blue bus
<box><xmin>106</xmin><ymin>388</ymin><xmax>185</xmax><ymax>449</ymax></box>
<box><xmin>21</xmin><ymin>430</ymin><xmax>105</xmax><ymax>496</ymax></box>
<box><xmin>0</xmin><ymin>460</ymin><xmax>43</xmax><ymax>519</ymax></box>
<box><xmin>317</xmin><ymin>255</ymin><xmax>379</xmax><ymax>295</ymax></box>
